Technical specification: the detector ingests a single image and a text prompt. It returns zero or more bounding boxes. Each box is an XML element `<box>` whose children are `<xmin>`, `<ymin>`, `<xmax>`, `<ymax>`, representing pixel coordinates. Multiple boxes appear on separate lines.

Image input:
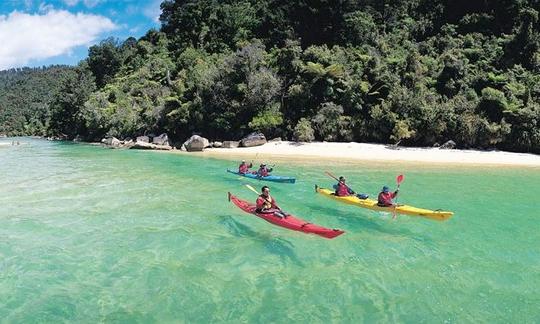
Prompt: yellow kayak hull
<box><xmin>315</xmin><ymin>186</ymin><xmax>453</xmax><ymax>221</ymax></box>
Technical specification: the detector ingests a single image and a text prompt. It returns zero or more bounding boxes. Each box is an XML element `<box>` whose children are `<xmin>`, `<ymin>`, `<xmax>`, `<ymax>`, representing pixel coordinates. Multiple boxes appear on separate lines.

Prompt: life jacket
<box><xmin>239</xmin><ymin>163</ymin><xmax>250</xmax><ymax>174</ymax></box>
<box><xmin>378</xmin><ymin>191</ymin><xmax>396</xmax><ymax>206</ymax></box>
<box><xmin>256</xmin><ymin>194</ymin><xmax>274</xmax><ymax>210</ymax></box>
<box><xmin>258</xmin><ymin>167</ymin><xmax>269</xmax><ymax>177</ymax></box>
<box><xmin>335</xmin><ymin>182</ymin><xmax>350</xmax><ymax>196</ymax></box>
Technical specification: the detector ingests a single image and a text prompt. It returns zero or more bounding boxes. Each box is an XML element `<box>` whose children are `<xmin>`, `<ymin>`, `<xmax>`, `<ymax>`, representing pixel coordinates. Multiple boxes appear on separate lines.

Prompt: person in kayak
<box><xmin>256</xmin><ymin>186</ymin><xmax>287</xmax><ymax>218</ymax></box>
<box><xmin>377</xmin><ymin>185</ymin><xmax>399</xmax><ymax>207</ymax></box>
<box><xmin>334</xmin><ymin>176</ymin><xmax>355</xmax><ymax>196</ymax></box>
<box><xmin>256</xmin><ymin>164</ymin><xmax>273</xmax><ymax>177</ymax></box>
<box><xmin>238</xmin><ymin>160</ymin><xmax>253</xmax><ymax>174</ymax></box>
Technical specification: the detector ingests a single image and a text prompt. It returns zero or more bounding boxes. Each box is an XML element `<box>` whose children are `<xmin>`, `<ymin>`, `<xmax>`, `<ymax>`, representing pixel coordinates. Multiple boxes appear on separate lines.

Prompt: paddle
<box><xmin>325</xmin><ymin>171</ymin><xmax>356</xmax><ymax>195</ymax></box>
<box><xmin>244</xmin><ymin>184</ymin><xmax>287</xmax><ymax>217</ymax></box>
<box><xmin>245</xmin><ymin>184</ymin><xmax>259</xmax><ymax>195</ymax></box>
<box><xmin>392</xmin><ymin>174</ymin><xmax>404</xmax><ymax>220</ymax></box>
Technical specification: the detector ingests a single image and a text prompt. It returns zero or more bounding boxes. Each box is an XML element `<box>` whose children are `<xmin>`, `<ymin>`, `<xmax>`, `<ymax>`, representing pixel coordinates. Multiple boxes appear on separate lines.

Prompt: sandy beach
<box><xmin>195</xmin><ymin>141</ymin><xmax>540</xmax><ymax>167</ymax></box>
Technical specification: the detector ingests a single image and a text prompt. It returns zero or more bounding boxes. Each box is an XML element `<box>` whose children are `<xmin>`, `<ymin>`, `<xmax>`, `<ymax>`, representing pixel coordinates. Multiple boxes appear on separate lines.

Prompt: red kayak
<box><xmin>228</xmin><ymin>193</ymin><xmax>344</xmax><ymax>239</ymax></box>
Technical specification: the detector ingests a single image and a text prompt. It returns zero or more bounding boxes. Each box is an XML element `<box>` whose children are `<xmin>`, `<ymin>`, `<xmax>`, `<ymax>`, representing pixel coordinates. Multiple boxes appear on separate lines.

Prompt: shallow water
<box><xmin>1</xmin><ymin>138</ymin><xmax>539</xmax><ymax>322</ymax></box>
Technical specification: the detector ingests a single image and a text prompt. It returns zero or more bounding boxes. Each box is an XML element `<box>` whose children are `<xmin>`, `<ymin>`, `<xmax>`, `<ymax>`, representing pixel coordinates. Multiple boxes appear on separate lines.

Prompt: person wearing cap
<box><xmin>256</xmin><ymin>186</ymin><xmax>287</xmax><ymax>218</ymax></box>
<box><xmin>377</xmin><ymin>185</ymin><xmax>399</xmax><ymax>207</ymax></box>
<box><xmin>334</xmin><ymin>176</ymin><xmax>355</xmax><ymax>196</ymax></box>
<box><xmin>256</xmin><ymin>163</ymin><xmax>273</xmax><ymax>177</ymax></box>
<box><xmin>238</xmin><ymin>160</ymin><xmax>252</xmax><ymax>174</ymax></box>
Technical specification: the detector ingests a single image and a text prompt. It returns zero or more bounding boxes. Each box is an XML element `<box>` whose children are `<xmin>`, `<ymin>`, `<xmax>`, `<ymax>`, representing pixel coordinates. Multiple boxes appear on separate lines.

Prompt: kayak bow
<box><xmin>228</xmin><ymin>192</ymin><xmax>344</xmax><ymax>239</ymax></box>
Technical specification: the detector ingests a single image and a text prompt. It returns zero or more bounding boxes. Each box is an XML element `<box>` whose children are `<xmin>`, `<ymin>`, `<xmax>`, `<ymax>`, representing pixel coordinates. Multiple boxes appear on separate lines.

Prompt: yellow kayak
<box><xmin>315</xmin><ymin>186</ymin><xmax>453</xmax><ymax>221</ymax></box>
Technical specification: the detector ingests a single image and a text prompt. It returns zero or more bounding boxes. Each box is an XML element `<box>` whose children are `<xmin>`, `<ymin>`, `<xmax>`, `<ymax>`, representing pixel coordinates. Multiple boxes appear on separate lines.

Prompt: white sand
<box><xmin>198</xmin><ymin>141</ymin><xmax>540</xmax><ymax>167</ymax></box>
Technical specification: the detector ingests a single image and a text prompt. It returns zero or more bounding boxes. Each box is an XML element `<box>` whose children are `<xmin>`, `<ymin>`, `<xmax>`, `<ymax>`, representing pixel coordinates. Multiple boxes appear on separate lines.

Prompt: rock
<box><xmin>222</xmin><ymin>141</ymin><xmax>239</xmax><ymax>148</ymax></box>
<box><xmin>122</xmin><ymin>139</ymin><xmax>135</xmax><ymax>148</ymax></box>
<box><xmin>212</xmin><ymin>141</ymin><xmax>223</xmax><ymax>148</ymax></box>
<box><xmin>240</xmin><ymin>132</ymin><xmax>267</xmax><ymax>147</ymax></box>
<box><xmin>102</xmin><ymin>137</ymin><xmax>121</xmax><ymax>147</ymax></box>
<box><xmin>130</xmin><ymin>141</ymin><xmax>172</xmax><ymax>150</ymax></box>
<box><xmin>269</xmin><ymin>137</ymin><xmax>282</xmax><ymax>142</ymax></box>
<box><xmin>180</xmin><ymin>144</ymin><xmax>187</xmax><ymax>151</ymax></box>
<box><xmin>136</xmin><ymin>135</ymin><xmax>149</xmax><ymax>143</ymax></box>
<box><xmin>440</xmin><ymin>140</ymin><xmax>456</xmax><ymax>149</ymax></box>
<box><xmin>182</xmin><ymin>135</ymin><xmax>210</xmax><ymax>152</ymax></box>
<box><xmin>433</xmin><ymin>142</ymin><xmax>440</xmax><ymax>148</ymax></box>
<box><xmin>152</xmin><ymin>133</ymin><xmax>169</xmax><ymax>146</ymax></box>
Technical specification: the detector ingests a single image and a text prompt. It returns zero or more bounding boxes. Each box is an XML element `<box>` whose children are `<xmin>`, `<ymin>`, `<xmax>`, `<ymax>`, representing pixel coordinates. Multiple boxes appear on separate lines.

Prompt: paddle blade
<box><xmin>245</xmin><ymin>184</ymin><xmax>259</xmax><ymax>195</ymax></box>
<box><xmin>396</xmin><ymin>174</ymin><xmax>404</xmax><ymax>185</ymax></box>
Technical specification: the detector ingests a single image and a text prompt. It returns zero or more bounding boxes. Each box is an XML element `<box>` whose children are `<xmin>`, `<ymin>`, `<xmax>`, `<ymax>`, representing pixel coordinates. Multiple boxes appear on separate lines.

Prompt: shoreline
<box><xmin>171</xmin><ymin>141</ymin><xmax>540</xmax><ymax>167</ymax></box>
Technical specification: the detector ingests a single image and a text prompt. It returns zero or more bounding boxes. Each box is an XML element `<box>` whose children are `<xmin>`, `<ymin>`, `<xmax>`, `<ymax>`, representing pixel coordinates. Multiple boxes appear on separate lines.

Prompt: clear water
<box><xmin>1</xmin><ymin>138</ymin><xmax>539</xmax><ymax>322</ymax></box>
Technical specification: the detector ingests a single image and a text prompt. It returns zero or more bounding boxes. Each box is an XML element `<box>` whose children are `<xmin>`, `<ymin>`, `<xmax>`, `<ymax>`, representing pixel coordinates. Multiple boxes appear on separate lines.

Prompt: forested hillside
<box><xmin>1</xmin><ymin>0</ymin><xmax>540</xmax><ymax>153</ymax></box>
<box><xmin>0</xmin><ymin>66</ymin><xmax>75</xmax><ymax>136</ymax></box>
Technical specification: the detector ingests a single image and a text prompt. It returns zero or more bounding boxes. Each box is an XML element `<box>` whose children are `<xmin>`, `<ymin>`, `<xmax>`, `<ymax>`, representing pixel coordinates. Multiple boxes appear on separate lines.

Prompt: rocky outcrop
<box><xmin>130</xmin><ymin>141</ymin><xmax>172</xmax><ymax>150</ymax></box>
<box><xmin>182</xmin><ymin>135</ymin><xmax>210</xmax><ymax>152</ymax></box>
<box><xmin>222</xmin><ymin>141</ymin><xmax>239</xmax><ymax>148</ymax></box>
<box><xmin>212</xmin><ymin>141</ymin><xmax>223</xmax><ymax>148</ymax></box>
<box><xmin>268</xmin><ymin>137</ymin><xmax>282</xmax><ymax>142</ymax></box>
<box><xmin>101</xmin><ymin>137</ymin><xmax>121</xmax><ymax>147</ymax></box>
<box><xmin>152</xmin><ymin>133</ymin><xmax>169</xmax><ymax>146</ymax></box>
<box><xmin>440</xmin><ymin>140</ymin><xmax>456</xmax><ymax>149</ymax></box>
<box><xmin>136</xmin><ymin>135</ymin><xmax>150</xmax><ymax>143</ymax></box>
<box><xmin>240</xmin><ymin>132</ymin><xmax>267</xmax><ymax>147</ymax></box>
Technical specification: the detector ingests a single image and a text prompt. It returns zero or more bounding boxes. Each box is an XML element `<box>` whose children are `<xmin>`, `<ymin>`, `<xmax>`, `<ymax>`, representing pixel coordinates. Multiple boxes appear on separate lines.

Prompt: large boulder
<box><xmin>183</xmin><ymin>135</ymin><xmax>210</xmax><ymax>152</ymax></box>
<box><xmin>440</xmin><ymin>140</ymin><xmax>456</xmax><ymax>149</ymax></box>
<box><xmin>212</xmin><ymin>141</ymin><xmax>223</xmax><ymax>148</ymax></box>
<box><xmin>136</xmin><ymin>135</ymin><xmax>149</xmax><ymax>143</ymax></box>
<box><xmin>152</xmin><ymin>133</ymin><xmax>169</xmax><ymax>146</ymax></box>
<box><xmin>101</xmin><ymin>137</ymin><xmax>121</xmax><ymax>147</ymax></box>
<box><xmin>222</xmin><ymin>141</ymin><xmax>239</xmax><ymax>148</ymax></box>
<box><xmin>240</xmin><ymin>132</ymin><xmax>267</xmax><ymax>147</ymax></box>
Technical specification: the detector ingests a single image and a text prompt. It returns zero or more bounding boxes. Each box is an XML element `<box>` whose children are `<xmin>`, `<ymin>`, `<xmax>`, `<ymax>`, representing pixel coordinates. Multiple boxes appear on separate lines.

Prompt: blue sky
<box><xmin>0</xmin><ymin>0</ymin><xmax>162</xmax><ymax>70</ymax></box>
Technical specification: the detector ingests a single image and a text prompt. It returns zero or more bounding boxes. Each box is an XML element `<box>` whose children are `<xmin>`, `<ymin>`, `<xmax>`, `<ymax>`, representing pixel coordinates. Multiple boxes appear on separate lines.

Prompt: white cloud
<box><xmin>143</xmin><ymin>0</ymin><xmax>162</xmax><ymax>23</ymax></box>
<box><xmin>83</xmin><ymin>0</ymin><xmax>104</xmax><ymax>8</ymax></box>
<box><xmin>62</xmin><ymin>0</ymin><xmax>105</xmax><ymax>8</ymax></box>
<box><xmin>38</xmin><ymin>2</ymin><xmax>54</xmax><ymax>12</ymax></box>
<box><xmin>63</xmin><ymin>0</ymin><xmax>79</xmax><ymax>6</ymax></box>
<box><xmin>0</xmin><ymin>10</ymin><xmax>117</xmax><ymax>69</ymax></box>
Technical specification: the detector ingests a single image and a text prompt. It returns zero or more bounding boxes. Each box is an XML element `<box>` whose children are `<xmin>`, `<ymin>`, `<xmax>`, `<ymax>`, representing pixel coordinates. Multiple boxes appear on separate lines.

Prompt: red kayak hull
<box><xmin>228</xmin><ymin>193</ymin><xmax>344</xmax><ymax>239</ymax></box>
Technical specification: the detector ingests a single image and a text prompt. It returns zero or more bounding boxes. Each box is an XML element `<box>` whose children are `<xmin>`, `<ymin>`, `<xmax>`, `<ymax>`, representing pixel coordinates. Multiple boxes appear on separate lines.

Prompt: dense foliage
<box><xmin>0</xmin><ymin>66</ymin><xmax>76</xmax><ymax>136</ymax></box>
<box><xmin>1</xmin><ymin>0</ymin><xmax>540</xmax><ymax>153</ymax></box>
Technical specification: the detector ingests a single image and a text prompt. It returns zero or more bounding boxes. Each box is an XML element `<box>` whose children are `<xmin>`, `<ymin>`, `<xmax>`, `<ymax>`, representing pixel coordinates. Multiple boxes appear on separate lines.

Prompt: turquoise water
<box><xmin>1</xmin><ymin>138</ymin><xmax>539</xmax><ymax>322</ymax></box>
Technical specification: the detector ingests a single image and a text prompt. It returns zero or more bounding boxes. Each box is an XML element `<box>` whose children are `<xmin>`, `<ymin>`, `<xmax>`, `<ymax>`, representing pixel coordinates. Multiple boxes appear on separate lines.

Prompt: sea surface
<box><xmin>1</xmin><ymin>138</ymin><xmax>539</xmax><ymax>322</ymax></box>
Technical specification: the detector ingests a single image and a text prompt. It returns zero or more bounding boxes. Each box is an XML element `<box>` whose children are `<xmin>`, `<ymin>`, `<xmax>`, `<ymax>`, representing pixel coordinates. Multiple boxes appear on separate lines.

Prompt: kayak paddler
<box><xmin>256</xmin><ymin>186</ymin><xmax>287</xmax><ymax>218</ymax></box>
<box><xmin>377</xmin><ymin>185</ymin><xmax>399</xmax><ymax>207</ymax></box>
<box><xmin>334</xmin><ymin>176</ymin><xmax>355</xmax><ymax>196</ymax></box>
<box><xmin>256</xmin><ymin>163</ymin><xmax>273</xmax><ymax>177</ymax></box>
<box><xmin>238</xmin><ymin>160</ymin><xmax>253</xmax><ymax>174</ymax></box>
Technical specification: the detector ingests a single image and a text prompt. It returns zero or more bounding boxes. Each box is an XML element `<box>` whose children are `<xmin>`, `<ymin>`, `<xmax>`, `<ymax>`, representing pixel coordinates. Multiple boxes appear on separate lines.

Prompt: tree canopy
<box><xmin>1</xmin><ymin>0</ymin><xmax>540</xmax><ymax>153</ymax></box>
